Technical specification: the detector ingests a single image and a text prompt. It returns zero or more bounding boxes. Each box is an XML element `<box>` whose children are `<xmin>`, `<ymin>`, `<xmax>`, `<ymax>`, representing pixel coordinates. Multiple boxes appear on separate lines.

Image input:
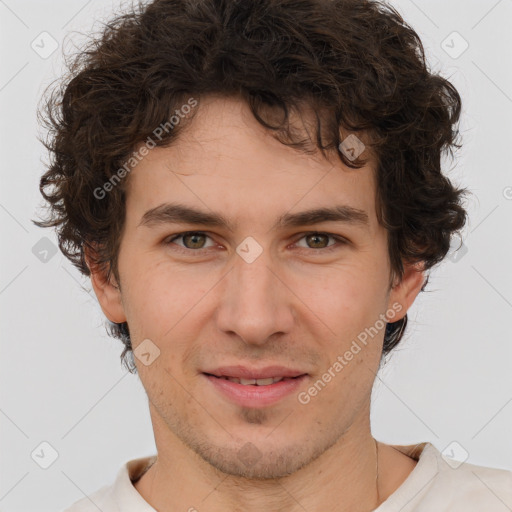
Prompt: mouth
<box><xmin>203</xmin><ymin>364</ymin><xmax>307</xmax><ymax>380</ymax></box>
<box><xmin>202</xmin><ymin>369</ymin><xmax>309</xmax><ymax>408</ymax></box>
<box><xmin>203</xmin><ymin>374</ymin><xmax>303</xmax><ymax>385</ymax></box>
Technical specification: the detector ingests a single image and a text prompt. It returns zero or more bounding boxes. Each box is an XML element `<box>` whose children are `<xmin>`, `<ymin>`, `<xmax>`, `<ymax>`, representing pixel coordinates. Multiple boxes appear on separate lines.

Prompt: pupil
<box><xmin>309</xmin><ymin>234</ymin><xmax>326</xmax><ymax>248</ymax></box>
<box><xmin>185</xmin><ymin>233</ymin><xmax>204</xmax><ymax>249</ymax></box>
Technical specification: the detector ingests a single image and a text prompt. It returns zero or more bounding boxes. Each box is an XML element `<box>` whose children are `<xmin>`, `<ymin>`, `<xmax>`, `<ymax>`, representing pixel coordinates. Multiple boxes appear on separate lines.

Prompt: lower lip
<box><xmin>204</xmin><ymin>374</ymin><xmax>308</xmax><ymax>408</ymax></box>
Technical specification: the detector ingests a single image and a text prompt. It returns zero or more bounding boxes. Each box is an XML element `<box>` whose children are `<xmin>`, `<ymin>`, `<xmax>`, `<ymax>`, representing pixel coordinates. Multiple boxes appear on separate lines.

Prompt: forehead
<box><xmin>124</xmin><ymin>95</ymin><xmax>379</xmax><ymax>230</ymax></box>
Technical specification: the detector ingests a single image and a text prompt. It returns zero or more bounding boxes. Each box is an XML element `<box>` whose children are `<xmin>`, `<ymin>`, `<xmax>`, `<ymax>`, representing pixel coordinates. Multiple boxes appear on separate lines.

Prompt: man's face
<box><xmin>103</xmin><ymin>95</ymin><xmax>410</xmax><ymax>479</ymax></box>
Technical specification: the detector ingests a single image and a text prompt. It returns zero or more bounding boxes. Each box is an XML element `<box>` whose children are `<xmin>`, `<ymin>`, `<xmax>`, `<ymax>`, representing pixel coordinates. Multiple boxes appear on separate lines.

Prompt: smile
<box><xmin>203</xmin><ymin>373</ymin><xmax>308</xmax><ymax>408</ymax></box>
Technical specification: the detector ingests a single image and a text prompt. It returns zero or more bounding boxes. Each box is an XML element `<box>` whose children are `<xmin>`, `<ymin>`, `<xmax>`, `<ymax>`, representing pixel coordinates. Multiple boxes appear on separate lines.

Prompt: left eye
<box><xmin>295</xmin><ymin>232</ymin><xmax>342</xmax><ymax>250</ymax></box>
<box><xmin>164</xmin><ymin>231</ymin><xmax>345</xmax><ymax>252</ymax></box>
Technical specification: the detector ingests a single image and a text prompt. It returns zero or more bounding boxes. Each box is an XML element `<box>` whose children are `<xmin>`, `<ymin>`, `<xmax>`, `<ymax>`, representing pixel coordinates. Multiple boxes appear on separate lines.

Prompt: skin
<box><xmin>88</xmin><ymin>94</ymin><xmax>425</xmax><ymax>512</ymax></box>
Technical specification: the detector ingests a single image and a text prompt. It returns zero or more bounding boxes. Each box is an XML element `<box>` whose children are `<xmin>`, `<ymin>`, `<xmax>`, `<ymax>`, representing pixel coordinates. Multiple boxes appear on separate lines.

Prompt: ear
<box><xmin>84</xmin><ymin>245</ymin><xmax>127</xmax><ymax>324</ymax></box>
<box><xmin>386</xmin><ymin>261</ymin><xmax>426</xmax><ymax>322</ymax></box>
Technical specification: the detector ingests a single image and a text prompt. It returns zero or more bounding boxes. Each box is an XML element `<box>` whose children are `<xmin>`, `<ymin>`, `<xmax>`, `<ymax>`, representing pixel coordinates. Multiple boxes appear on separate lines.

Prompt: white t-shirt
<box><xmin>62</xmin><ymin>442</ymin><xmax>512</xmax><ymax>511</ymax></box>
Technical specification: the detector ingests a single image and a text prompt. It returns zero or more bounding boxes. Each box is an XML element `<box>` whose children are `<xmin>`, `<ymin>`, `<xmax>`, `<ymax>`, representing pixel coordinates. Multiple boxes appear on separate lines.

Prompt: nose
<box><xmin>215</xmin><ymin>246</ymin><xmax>295</xmax><ymax>346</ymax></box>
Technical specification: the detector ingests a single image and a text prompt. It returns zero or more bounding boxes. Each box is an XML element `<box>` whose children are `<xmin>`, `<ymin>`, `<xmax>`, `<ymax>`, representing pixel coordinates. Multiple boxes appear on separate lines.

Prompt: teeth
<box><xmin>221</xmin><ymin>376</ymin><xmax>287</xmax><ymax>385</ymax></box>
<box><xmin>254</xmin><ymin>377</ymin><xmax>274</xmax><ymax>385</ymax></box>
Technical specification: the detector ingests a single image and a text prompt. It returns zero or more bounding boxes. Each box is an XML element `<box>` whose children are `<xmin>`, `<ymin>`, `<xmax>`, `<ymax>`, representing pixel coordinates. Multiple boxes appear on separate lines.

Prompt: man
<box><xmin>35</xmin><ymin>0</ymin><xmax>512</xmax><ymax>510</ymax></box>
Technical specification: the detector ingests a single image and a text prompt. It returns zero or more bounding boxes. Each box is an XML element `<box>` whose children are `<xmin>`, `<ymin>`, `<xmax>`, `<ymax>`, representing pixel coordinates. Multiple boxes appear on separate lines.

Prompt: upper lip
<box><xmin>203</xmin><ymin>365</ymin><xmax>308</xmax><ymax>380</ymax></box>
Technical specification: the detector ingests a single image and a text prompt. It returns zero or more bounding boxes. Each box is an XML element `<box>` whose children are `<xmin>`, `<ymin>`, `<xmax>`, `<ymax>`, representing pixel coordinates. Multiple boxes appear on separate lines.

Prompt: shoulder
<box><xmin>432</xmin><ymin>451</ymin><xmax>512</xmax><ymax>508</ymax></box>
<box><xmin>379</xmin><ymin>442</ymin><xmax>512</xmax><ymax>511</ymax></box>
<box><xmin>59</xmin><ymin>455</ymin><xmax>156</xmax><ymax>512</ymax></box>
<box><xmin>412</xmin><ymin>443</ymin><xmax>512</xmax><ymax>510</ymax></box>
<box><xmin>60</xmin><ymin>483</ymin><xmax>114</xmax><ymax>511</ymax></box>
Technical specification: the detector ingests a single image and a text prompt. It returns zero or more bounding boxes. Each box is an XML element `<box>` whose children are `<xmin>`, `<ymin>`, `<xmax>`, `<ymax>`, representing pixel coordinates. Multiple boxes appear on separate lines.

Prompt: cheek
<box><xmin>121</xmin><ymin>259</ymin><xmax>214</xmax><ymax>341</ymax></box>
<box><xmin>303</xmin><ymin>259</ymin><xmax>386</xmax><ymax>311</ymax></box>
<box><xmin>297</xmin><ymin>262</ymin><xmax>388</xmax><ymax>354</ymax></box>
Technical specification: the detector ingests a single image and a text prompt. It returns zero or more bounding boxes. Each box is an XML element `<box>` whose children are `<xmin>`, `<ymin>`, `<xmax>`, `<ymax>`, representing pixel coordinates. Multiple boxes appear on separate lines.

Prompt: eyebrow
<box><xmin>138</xmin><ymin>202</ymin><xmax>369</xmax><ymax>231</ymax></box>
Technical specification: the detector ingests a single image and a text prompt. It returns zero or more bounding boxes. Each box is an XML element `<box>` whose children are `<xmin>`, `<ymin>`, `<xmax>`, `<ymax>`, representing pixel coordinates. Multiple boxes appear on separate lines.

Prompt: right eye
<box><xmin>164</xmin><ymin>231</ymin><xmax>216</xmax><ymax>252</ymax></box>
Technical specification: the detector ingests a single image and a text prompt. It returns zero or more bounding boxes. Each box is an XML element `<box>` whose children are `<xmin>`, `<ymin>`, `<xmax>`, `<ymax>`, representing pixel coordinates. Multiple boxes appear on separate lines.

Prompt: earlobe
<box><xmin>84</xmin><ymin>247</ymin><xmax>127</xmax><ymax>324</ymax></box>
<box><xmin>387</xmin><ymin>261</ymin><xmax>426</xmax><ymax>321</ymax></box>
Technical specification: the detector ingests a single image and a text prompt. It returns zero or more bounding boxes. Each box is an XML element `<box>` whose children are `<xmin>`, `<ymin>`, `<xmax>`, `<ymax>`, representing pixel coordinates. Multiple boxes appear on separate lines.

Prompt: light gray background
<box><xmin>1</xmin><ymin>0</ymin><xmax>511</xmax><ymax>511</ymax></box>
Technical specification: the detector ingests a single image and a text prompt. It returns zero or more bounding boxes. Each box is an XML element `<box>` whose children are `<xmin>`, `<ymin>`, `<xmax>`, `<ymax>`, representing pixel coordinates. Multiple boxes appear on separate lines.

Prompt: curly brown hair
<box><xmin>34</xmin><ymin>0</ymin><xmax>468</xmax><ymax>373</ymax></box>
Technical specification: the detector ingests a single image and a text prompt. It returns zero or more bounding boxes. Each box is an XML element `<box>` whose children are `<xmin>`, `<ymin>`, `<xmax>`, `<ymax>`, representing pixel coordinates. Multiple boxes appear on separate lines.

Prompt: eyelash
<box><xmin>164</xmin><ymin>231</ymin><xmax>348</xmax><ymax>255</ymax></box>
